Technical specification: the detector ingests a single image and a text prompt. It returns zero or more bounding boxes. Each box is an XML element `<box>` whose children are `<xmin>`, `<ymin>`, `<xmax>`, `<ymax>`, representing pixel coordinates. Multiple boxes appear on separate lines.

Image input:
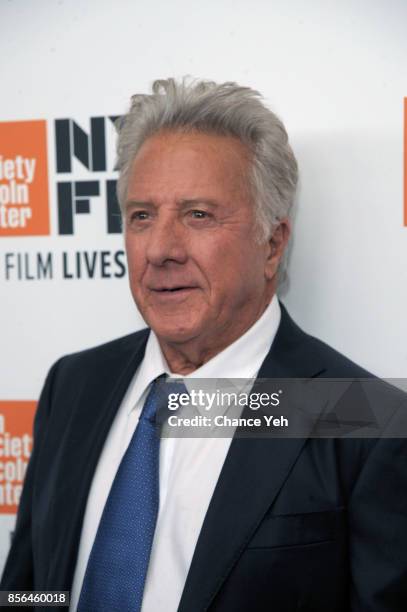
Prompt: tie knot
<box><xmin>140</xmin><ymin>377</ymin><xmax>189</xmax><ymax>424</ymax></box>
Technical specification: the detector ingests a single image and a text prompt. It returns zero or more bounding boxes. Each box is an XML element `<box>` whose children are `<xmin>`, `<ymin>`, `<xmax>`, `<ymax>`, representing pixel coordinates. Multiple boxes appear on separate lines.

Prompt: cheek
<box><xmin>126</xmin><ymin>257</ymin><xmax>139</xmax><ymax>281</ymax></box>
<box><xmin>230</xmin><ymin>251</ymin><xmax>266</xmax><ymax>293</ymax></box>
<box><xmin>197</xmin><ymin>242</ymin><xmax>254</xmax><ymax>291</ymax></box>
<box><xmin>125</xmin><ymin>240</ymin><xmax>144</xmax><ymax>277</ymax></box>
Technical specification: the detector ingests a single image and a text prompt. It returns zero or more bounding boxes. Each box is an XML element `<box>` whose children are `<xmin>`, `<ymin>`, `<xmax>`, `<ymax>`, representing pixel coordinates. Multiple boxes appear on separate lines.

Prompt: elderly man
<box><xmin>2</xmin><ymin>78</ymin><xmax>406</xmax><ymax>611</ymax></box>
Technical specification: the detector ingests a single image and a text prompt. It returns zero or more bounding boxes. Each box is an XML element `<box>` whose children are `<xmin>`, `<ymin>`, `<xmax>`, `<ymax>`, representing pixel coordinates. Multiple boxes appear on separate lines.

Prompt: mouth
<box><xmin>149</xmin><ymin>286</ymin><xmax>199</xmax><ymax>300</ymax></box>
<box><xmin>150</xmin><ymin>285</ymin><xmax>198</xmax><ymax>292</ymax></box>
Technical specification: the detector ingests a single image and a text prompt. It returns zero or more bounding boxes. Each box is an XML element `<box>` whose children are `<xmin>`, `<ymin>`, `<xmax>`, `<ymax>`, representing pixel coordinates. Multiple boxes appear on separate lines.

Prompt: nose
<box><xmin>146</xmin><ymin>214</ymin><xmax>188</xmax><ymax>266</ymax></box>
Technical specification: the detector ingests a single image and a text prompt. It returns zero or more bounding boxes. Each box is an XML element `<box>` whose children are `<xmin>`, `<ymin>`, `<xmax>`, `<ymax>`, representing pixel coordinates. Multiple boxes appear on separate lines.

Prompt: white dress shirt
<box><xmin>69</xmin><ymin>296</ymin><xmax>281</xmax><ymax>612</ymax></box>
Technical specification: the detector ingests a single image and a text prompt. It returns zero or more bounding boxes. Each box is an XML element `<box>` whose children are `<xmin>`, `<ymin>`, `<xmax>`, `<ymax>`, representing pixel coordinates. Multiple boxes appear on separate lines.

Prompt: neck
<box><xmin>158</xmin><ymin>295</ymin><xmax>275</xmax><ymax>375</ymax></box>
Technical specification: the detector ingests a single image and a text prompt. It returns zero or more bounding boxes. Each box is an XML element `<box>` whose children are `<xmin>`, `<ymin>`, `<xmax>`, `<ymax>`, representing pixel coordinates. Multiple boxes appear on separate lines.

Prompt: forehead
<box><xmin>126</xmin><ymin>130</ymin><xmax>252</xmax><ymax>203</ymax></box>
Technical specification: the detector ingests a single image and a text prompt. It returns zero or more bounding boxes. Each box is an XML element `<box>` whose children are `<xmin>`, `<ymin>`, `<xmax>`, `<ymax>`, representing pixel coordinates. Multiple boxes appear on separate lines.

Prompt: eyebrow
<box><xmin>124</xmin><ymin>198</ymin><xmax>220</xmax><ymax>210</ymax></box>
<box><xmin>125</xmin><ymin>200</ymin><xmax>154</xmax><ymax>209</ymax></box>
<box><xmin>179</xmin><ymin>198</ymin><xmax>219</xmax><ymax>209</ymax></box>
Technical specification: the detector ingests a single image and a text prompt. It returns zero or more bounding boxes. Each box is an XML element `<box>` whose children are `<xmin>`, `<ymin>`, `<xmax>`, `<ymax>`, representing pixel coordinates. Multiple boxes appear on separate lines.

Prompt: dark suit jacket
<box><xmin>2</xmin><ymin>304</ymin><xmax>407</xmax><ymax>611</ymax></box>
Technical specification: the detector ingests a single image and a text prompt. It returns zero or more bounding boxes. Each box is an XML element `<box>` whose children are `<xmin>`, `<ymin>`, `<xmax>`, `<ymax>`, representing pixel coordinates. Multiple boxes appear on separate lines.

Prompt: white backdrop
<box><xmin>1</xmin><ymin>0</ymin><xmax>406</xmax><ymax>573</ymax></box>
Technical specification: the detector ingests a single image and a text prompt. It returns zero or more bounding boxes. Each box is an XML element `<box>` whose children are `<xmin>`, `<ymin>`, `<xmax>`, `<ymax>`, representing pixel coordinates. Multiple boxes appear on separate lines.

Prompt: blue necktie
<box><xmin>77</xmin><ymin>376</ymin><xmax>185</xmax><ymax>612</ymax></box>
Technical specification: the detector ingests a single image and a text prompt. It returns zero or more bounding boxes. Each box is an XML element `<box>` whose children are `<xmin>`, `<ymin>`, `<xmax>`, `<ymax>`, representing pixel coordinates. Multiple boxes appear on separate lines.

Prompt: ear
<box><xmin>264</xmin><ymin>218</ymin><xmax>291</xmax><ymax>281</ymax></box>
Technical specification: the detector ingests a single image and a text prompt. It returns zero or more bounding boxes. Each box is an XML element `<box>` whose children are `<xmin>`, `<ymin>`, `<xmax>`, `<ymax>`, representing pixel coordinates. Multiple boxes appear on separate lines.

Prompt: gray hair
<box><xmin>115</xmin><ymin>77</ymin><xmax>298</xmax><ymax>285</ymax></box>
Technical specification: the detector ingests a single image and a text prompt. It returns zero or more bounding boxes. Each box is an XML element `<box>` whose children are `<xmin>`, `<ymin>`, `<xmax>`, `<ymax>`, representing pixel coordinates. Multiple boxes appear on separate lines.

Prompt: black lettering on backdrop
<box><xmin>61</xmin><ymin>250</ymin><xmax>126</xmax><ymax>279</ymax></box>
<box><xmin>55</xmin><ymin>116</ymin><xmax>122</xmax><ymax>235</ymax></box>
<box><xmin>4</xmin><ymin>253</ymin><xmax>53</xmax><ymax>280</ymax></box>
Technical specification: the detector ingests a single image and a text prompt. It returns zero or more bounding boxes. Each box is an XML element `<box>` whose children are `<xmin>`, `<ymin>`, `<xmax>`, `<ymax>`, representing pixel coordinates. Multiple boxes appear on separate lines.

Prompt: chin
<box><xmin>150</xmin><ymin>322</ymin><xmax>202</xmax><ymax>345</ymax></box>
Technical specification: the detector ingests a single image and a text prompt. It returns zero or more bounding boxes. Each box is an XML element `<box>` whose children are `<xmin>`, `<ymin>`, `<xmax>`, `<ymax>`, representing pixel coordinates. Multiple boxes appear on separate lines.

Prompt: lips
<box><xmin>149</xmin><ymin>285</ymin><xmax>198</xmax><ymax>292</ymax></box>
<box><xmin>148</xmin><ymin>284</ymin><xmax>199</xmax><ymax>301</ymax></box>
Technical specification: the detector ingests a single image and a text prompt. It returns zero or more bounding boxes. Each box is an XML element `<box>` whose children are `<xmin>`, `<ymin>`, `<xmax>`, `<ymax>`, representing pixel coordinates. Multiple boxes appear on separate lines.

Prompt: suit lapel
<box><xmin>47</xmin><ymin>330</ymin><xmax>150</xmax><ymax>591</ymax></box>
<box><xmin>178</xmin><ymin>304</ymin><xmax>327</xmax><ymax>612</ymax></box>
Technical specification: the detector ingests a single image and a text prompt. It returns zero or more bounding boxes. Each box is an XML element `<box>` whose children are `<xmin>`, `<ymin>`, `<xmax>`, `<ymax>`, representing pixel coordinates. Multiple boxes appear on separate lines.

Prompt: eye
<box><xmin>126</xmin><ymin>209</ymin><xmax>152</xmax><ymax>231</ymax></box>
<box><xmin>130</xmin><ymin>210</ymin><xmax>150</xmax><ymax>221</ymax></box>
<box><xmin>189</xmin><ymin>210</ymin><xmax>210</xmax><ymax>219</ymax></box>
<box><xmin>185</xmin><ymin>208</ymin><xmax>216</xmax><ymax>228</ymax></box>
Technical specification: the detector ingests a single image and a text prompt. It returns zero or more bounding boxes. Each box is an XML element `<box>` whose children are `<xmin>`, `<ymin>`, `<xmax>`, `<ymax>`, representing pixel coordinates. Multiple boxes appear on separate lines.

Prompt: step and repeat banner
<box><xmin>1</xmin><ymin>0</ymin><xmax>406</xmax><ymax>574</ymax></box>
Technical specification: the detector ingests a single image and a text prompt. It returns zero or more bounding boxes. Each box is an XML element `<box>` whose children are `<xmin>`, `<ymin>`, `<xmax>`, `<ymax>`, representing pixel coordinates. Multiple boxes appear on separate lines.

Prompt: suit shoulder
<box><xmin>305</xmin><ymin>333</ymin><xmax>373</xmax><ymax>378</ymax></box>
<box><xmin>54</xmin><ymin>328</ymin><xmax>150</xmax><ymax>376</ymax></box>
<box><xmin>278</xmin><ymin>303</ymin><xmax>373</xmax><ymax>378</ymax></box>
<box><xmin>300</xmin><ymin>325</ymin><xmax>406</xmax><ymax>431</ymax></box>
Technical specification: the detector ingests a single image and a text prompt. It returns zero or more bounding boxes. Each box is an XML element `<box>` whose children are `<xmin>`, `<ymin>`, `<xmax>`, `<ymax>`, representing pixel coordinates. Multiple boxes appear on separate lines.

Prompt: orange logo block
<box><xmin>0</xmin><ymin>401</ymin><xmax>36</xmax><ymax>514</ymax></box>
<box><xmin>0</xmin><ymin>120</ymin><xmax>49</xmax><ymax>236</ymax></box>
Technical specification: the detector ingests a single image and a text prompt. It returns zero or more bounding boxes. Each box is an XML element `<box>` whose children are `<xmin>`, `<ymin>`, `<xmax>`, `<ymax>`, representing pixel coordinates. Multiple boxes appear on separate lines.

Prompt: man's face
<box><xmin>124</xmin><ymin>130</ymin><xmax>284</xmax><ymax>353</ymax></box>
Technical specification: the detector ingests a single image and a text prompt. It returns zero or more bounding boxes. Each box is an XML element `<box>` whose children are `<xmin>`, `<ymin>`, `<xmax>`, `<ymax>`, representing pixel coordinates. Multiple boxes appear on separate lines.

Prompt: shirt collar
<box><xmin>127</xmin><ymin>295</ymin><xmax>281</xmax><ymax>415</ymax></box>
